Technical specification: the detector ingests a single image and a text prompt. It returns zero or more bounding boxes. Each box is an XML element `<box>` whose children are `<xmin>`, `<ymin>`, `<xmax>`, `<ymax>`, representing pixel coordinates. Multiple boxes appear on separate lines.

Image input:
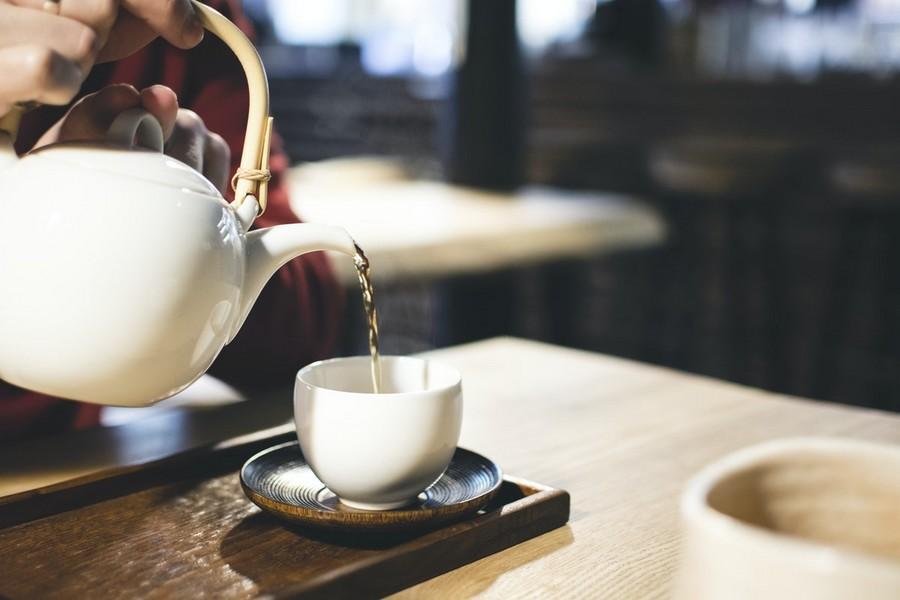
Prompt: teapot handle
<box><xmin>105</xmin><ymin>108</ymin><xmax>165</xmax><ymax>152</ymax></box>
<box><xmin>0</xmin><ymin>0</ymin><xmax>273</xmax><ymax>217</ymax></box>
<box><xmin>192</xmin><ymin>1</ymin><xmax>273</xmax><ymax>216</ymax></box>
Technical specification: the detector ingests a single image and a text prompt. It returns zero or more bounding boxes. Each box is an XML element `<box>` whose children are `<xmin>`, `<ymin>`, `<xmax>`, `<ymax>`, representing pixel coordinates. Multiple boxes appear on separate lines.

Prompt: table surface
<box><xmin>4</xmin><ymin>337</ymin><xmax>900</xmax><ymax>598</ymax></box>
<box><xmin>288</xmin><ymin>166</ymin><xmax>665</xmax><ymax>284</ymax></box>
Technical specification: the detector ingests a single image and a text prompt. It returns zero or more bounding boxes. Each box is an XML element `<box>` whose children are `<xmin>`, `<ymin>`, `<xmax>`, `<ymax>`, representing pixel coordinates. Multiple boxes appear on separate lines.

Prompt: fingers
<box><xmin>23</xmin><ymin>79</ymin><xmax>230</xmax><ymax>196</ymax></box>
<box><xmin>7</xmin><ymin>0</ymin><xmax>118</xmax><ymax>49</ymax></box>
<box><xmin>59</xmin><ymin>83</ymin><xmax>141</xmax><ymax>140</ymax></box>
<box><xmin>97</xmin><ymin>0</ymin><xmax>203</xmax><ymax>64</ymax></box>
<box><xmin>166</xmin><ymin>109</ymin><xmax>231</xmax><ymax>194</ymax></box>
<box><xmin>165</xmin><ymin>109</ymin><xmax>205</xmax><ymax>171</ymax></box>
<box><xmin>0</xmin><ymin>0</ymin><xmax>201</xmax><ymax>98</ymax></box>
<box><xmin>0</xmin><ymin>45</ymin><xmax>83</xmax><ymax>112</ymax></box>
<box><xmin>119</xmin><ymin>0</ymin><xmax>202</xmax><ymax>49</ymax></box>
<box><xmin>33</xmin><ymin>83</ymin><xmax>141</xmax><ymax>147</ymax></box>
<box><xmin>6</xmin><ymin>0</ymin><xmax>202</xmax><ymax>65</ymax></box>
<box><xmin>204</xmin><ymin>132</ymin><xmax>230</xmax><ymax>193</ymax></box>
<box><xmin>96</xmin><ymin>10</ymin><xmax>157</xmax><ymax>63</ymax></box>
<box><xmin>33</xmin><ymin>83</ymin><xmax>182</xmax><ymax>148</ymax></box>
<box><xmin>139</xmin><ymin>85</ymin><xmax>178</xmax><ymax>139</ymax></box>
<box><xmin>0</xmin><ymin>4</ymin><xmax>99</xmax><ymax>71</ymax></box>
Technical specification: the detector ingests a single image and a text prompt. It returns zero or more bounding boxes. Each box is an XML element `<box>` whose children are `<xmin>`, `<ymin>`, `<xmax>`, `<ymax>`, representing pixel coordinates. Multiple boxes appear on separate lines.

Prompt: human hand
<box><xmin>0</xmin><ymin>0</ymin><xmax>203</xmax><ymax>115</ymax></box>
<box><xmin>35</xmin><ymin>83</ymin><xmax>231</xmax><ymax>193</ymax></box>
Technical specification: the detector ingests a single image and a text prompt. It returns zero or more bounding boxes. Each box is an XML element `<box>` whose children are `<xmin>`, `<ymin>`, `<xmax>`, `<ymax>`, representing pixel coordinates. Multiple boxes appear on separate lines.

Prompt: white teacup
<box><xmin>675</xmin><ymin>437</ymin><xmax>900</xmax><ymax>600</ymax></box>
<box><xmin>294</xmin><ymin>356</ymin><xmax>462</xmax><ymax>510</ymax></box>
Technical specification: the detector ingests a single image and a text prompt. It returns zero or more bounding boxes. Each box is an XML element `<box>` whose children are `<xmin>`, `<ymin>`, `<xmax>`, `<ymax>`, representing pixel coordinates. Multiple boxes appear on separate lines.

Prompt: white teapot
<box><xmin>0</xmin><ymin>3</ymin><xmax>356</xmax><ymax>406</ymax></box>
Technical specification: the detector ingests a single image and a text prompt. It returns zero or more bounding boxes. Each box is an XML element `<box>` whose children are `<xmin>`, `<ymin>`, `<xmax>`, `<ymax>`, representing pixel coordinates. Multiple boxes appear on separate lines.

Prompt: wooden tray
<box><xmin>0</xmin><ymin>429</ymin><xmax>570</xmax><ymax>599</ymax></box>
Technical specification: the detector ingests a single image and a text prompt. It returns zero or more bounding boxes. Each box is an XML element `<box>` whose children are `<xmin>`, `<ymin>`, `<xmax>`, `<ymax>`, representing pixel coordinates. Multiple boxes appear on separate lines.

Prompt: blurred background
<box><xmin>246</xmin><ymin>0</ymin><xmax>900</xmax><ymax>413</ymax></box>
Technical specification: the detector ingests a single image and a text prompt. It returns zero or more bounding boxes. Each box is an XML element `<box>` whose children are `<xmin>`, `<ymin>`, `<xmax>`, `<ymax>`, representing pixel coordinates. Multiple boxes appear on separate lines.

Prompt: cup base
<box><xmin>339</xmin><ymin>497</ymin><xmax>416</xmax><ymax>511</ymax></box>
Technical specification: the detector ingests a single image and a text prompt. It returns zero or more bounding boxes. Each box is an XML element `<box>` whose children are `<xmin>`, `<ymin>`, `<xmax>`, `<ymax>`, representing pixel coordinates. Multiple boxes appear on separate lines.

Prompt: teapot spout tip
<box><xmin>308</xmin><ymin>223</ymin><xmax>358</xmax><ymax>257</ymax></box>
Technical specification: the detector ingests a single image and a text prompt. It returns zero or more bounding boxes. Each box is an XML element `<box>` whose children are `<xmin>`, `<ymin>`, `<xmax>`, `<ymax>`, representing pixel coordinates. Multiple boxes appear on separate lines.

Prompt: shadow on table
<box><xmin>427</xmin><ymin>525</ymin><xmax>575</xmax><ymax>598</ymax></box>
<box><xmin>219</xmin><ymin>509</ymin><xmax>574</xmax><ymax>596</ymax></box>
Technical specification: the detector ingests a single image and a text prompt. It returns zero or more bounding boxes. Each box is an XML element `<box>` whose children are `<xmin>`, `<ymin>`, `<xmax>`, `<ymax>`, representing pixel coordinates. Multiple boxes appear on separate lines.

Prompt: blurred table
<box><xmin>288</xmin><ymin>166</ymin><xmax>665</xmax><ymax>285</ymax></box>
<box><xmin>3</xmin><ymin>338</ymin><xmax>900</xmax><ymax>598</ymax></box>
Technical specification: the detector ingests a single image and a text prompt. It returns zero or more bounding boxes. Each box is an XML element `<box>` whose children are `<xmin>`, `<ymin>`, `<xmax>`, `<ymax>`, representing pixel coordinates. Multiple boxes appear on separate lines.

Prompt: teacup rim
<box><xmin>295</xmin><ymin>355</ymin><xmax>462</xmax><ymax>397</ymax></box>
<box><xmin>681</xmin><ymin>436</ymin><xmax>900</xmax><ymax>579</ymax></box>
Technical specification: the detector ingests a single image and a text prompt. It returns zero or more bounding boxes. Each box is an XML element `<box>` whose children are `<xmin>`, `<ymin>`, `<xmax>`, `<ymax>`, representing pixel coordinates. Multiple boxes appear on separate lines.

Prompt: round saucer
<box><xmin>240</xmin><ymin>442</ymin><xmax>503</xmax><ymax>532</ymax></box>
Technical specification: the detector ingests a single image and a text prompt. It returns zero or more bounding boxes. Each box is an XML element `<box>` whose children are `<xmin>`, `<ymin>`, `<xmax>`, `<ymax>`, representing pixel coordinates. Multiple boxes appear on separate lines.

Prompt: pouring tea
<box><xmin>0</xmin><ymin>3</ymin><xmax>358</xmax><ymax>407</ymax></box>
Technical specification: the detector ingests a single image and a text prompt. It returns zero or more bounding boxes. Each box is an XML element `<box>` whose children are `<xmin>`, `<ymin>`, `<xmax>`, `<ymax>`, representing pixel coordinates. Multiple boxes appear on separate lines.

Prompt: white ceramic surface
<box><xmin>294</xmin><ymin>356</ymin><xmax>463</xmax><ymax>510</ymax></box>
<box><xmin>0</xmin><ymin>110</ymin><xmax>356</xmax><ymax>407</ymax></box>
<box><xmin>674</xmin><ymin>437</ymin><xmax>900</xmax><ymax>600</ymax></box>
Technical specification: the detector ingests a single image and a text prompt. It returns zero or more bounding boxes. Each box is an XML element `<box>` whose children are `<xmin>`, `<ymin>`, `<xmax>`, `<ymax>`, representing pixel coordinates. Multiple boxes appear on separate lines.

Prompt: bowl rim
<box><xmin>681</xmin><ymin>436</ymin><xmax>900</xmax><ymax>579</ymax></box>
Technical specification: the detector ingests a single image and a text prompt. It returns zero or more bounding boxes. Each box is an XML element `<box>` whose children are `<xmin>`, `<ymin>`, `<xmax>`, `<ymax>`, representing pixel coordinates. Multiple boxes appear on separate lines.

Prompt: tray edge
<box><xmin>273</xmin><ymin>478</ymin><xmax>571</xmax><ymax>599</ymax></box>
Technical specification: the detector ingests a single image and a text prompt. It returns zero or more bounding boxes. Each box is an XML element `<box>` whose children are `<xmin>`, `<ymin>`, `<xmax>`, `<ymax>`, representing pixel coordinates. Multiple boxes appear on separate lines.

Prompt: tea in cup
<box><xmin>674</xmin><ymin>437</ymin><xmax>900</xmax><ymax>600</ymax></box>
<box><xmin>294</xmin><ymin>356</ymin><xmax>462</xmax><ymax>510</ymax></box>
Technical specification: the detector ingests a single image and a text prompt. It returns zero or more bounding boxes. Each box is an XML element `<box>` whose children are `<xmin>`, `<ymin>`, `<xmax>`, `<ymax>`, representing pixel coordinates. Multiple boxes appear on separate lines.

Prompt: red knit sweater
<box><xmin>1</xmin><ymin>0</ymin><xmax>344</xmax><ymax>441</ymax></box>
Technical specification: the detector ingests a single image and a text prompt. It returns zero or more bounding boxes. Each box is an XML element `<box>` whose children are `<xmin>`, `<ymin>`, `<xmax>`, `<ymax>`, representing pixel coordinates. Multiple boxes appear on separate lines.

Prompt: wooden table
<box><xmin>288</xmin><ymin>165</ymin><xmax>665</xmax><ymax>285</ymax></box>
<box><xmin>4</xmin><ymin>338</ymin><xmax>900</xmax><ymax>598</ymax></box>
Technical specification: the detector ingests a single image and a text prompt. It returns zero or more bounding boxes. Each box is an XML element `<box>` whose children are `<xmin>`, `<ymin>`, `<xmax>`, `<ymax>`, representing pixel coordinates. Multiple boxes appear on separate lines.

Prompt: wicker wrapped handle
<box><xmin>193</xmin><ymin>1</ymin><xmax>272</xmax><ymax>215</ymax></box>
<box><xmin>0</xmin><ymin>0</ymin><xmax>272</xmax><ymax>216</ymax></box>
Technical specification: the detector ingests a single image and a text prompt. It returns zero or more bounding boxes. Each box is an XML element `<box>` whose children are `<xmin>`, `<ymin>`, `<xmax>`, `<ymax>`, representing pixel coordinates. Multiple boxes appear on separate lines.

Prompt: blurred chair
<box><xmin>648</xmin><ymin>137</ymin><xmax>794</xmax><ymax>197</ymax></box>
<box><xmin>813</xmin><ymin>147</ymin><xmax>900</xmax><ymax>411</ymax></box>
<box><xmin>645</xmin><ymin>135</ymin><xmax>800</xmax><ymax>390</ymax></box>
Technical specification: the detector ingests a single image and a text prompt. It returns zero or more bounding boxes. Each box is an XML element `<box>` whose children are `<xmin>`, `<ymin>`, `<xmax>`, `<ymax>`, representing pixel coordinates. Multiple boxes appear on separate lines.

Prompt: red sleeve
<box><xmin>2</xmin><ymin>0</ymin><xmax>344</xmax><ymax>439</ymax></box>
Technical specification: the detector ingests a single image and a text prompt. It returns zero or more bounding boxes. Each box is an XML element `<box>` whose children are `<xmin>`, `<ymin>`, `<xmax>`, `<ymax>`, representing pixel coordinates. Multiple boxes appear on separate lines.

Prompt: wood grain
<box><xmin>0</xmin><ymin>426</ymin><xmax>294</xmax><ymax>529</ymax></box>
<box><xmin>390</xmin><ymin>338</ymin><xmax>900</xmax><ymax>599</ymax></box>
<box><xmin>0</xmin><ymin>467</ymin><xmax>567</xmax><ymax>599</ymax></box>
<box><xmin>3</xmin><ymin>337</ymin><xmax>900</xmax><ymax>598</ymax></box>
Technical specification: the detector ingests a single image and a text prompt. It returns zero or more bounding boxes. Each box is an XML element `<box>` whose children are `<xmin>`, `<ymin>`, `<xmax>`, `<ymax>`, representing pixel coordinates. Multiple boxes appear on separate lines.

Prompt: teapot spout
<box><xmin>229</xmin><ymin>222</ymin><xmax>357</xmax><ymax>342</ymax></box>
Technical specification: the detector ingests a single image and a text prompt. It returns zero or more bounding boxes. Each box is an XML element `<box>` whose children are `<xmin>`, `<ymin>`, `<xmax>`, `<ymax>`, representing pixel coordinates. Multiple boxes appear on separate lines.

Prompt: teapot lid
<box><xmin>30</xmin><ymin>142</ymin><xmax>222</xmax><ymax>198</ymax></box>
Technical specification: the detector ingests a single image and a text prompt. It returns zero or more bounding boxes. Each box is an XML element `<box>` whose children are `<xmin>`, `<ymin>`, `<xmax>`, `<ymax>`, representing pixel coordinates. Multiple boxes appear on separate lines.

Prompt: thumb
<box><xmin>33</xmin><ymin>84</ymin><xmax>141</xmax><ymax>149</ymax></box>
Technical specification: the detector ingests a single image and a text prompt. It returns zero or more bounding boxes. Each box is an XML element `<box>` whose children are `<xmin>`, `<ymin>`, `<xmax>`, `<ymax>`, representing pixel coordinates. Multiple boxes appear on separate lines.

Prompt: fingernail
<box><xmin>46</xmin><ymin>57</ymin><xmax>83</xmax><ymax>103</ymax></box>
<box><xmin>52</xmin><ymin>55</ymin><xmax>83</xmax><ymax>90</ymax></box>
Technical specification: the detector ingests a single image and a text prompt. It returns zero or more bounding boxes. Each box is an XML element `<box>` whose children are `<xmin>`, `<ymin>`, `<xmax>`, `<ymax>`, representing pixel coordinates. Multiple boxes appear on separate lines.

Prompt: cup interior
<box><xmin>705</xmin><ymin>447</ymin><xmax>900</xmax><ymax>563</ymax></box>
<box><xmin>297</xmin><ymin>356</ymin><xmax>460</xmax><ymax>395</ymax></box>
